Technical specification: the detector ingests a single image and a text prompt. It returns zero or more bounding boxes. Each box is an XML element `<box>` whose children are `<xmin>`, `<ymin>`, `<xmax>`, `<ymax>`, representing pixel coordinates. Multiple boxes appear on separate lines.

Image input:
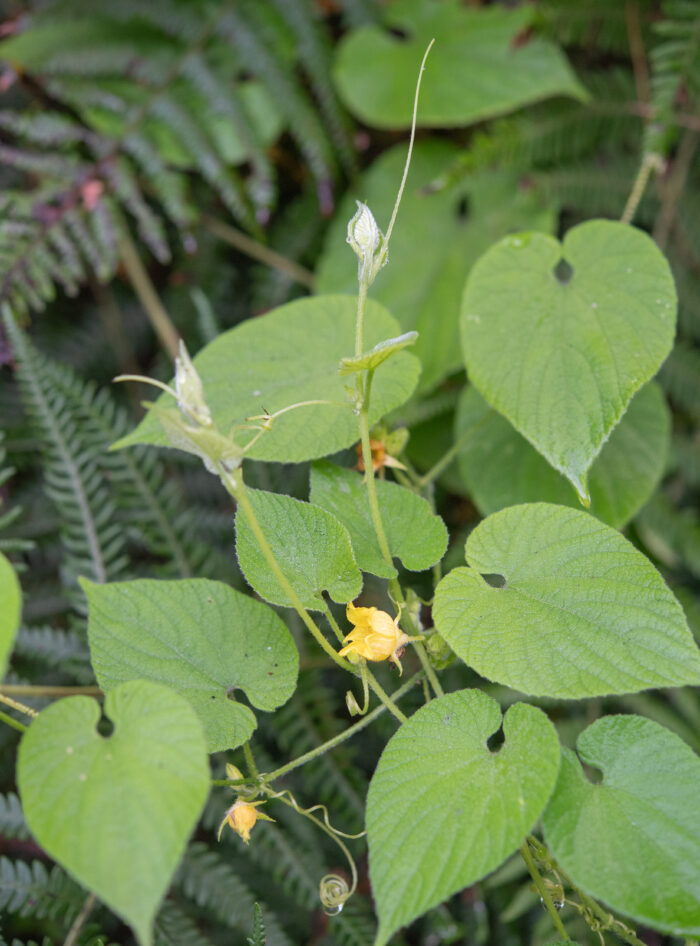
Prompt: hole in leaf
<box><xmin>582</xmin><ymin>762</ymin><xmax>603</xmax><ymax>785</ymax></box>
<box><xmin>455</xmin><ymin>195</ymin><xmax>470</xmax><ymax>221</ymax></box>
<box><xmin>97</xmin><ymin>715</ymin><xmax>114</xmax><ymax>738</ymax></box>
<box><xmin>487</xmin><ymin>726</ymin><xmax>505</xmax><ymax>753</ymax></box>
<box><xmin>553</xmin><ymin>258</ymin><xmax>573</xmax><ymax>284</ymax></box>
<box><xmin>482</xmin><ymin>573</ymin><xmax>506</xmax><ymax>589</ymax></box>
<box><xmin>387</xmin><ymin>26</ymin><xmax>409</xmax><ymax>40</ymax></box>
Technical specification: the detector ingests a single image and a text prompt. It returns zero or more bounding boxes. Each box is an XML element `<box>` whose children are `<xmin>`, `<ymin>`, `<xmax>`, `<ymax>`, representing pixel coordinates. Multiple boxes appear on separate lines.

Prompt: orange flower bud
<box><xmin>217</xmin><ymin>799</ymin><xmax>274</xmax><ymax>844</ymax></box>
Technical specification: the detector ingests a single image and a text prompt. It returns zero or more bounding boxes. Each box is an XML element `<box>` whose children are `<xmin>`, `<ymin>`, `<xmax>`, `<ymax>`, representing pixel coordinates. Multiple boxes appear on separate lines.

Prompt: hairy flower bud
<box><xmin>174</xmin><ymin>340</ymin><xmax>213</xmax><ymax>428</ymax></box>
<box><xmin>346</xmin><ymin>201</ymin><xmax>387</xmax><ymax>285</ymax></box>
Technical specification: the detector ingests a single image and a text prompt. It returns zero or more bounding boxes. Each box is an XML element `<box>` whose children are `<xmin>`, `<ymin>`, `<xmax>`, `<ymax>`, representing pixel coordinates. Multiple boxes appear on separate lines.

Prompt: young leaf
<box><xmin>235</xmin><ymin>489</ymin><xmax>362</xmax><ymax>610</ymax></box>
<box><xmin>333</xmin><ymin>0</ymin><xmax>586</xmax><ymax>128</ymax></box>
<box><xmin>461</xmin><ymin>221</ymin><xmax>677</xmax><ymax>501</ymax></box>
<box><xmin>82</xmin><ymin>578</ymin><xmax>298</xmax><ymax>753</ymax></box>
<box><xmin>112</xmin><ymin>296</ymin><xmax>420</xmax><ymax>464</ymax></box>
<box><xmin>542</xmin><ymin>715</ymin><xmax>700</xmax><ymax>935</ymax></box>
<box><xmin>0</xmin><ymin>552</ymin><xmax>21</xmax><ymax>677</ymax></box>
<box><xmin>17</xmin><ymin>680</ymin><xmax>210</xmax><ymax>946</ymax></box>
<box><xmin>317</xmin><ymin>143</ymin><xmax>555</xmax><ymax>392</ymax></box>
<box><xmin>367</xmin><ymin>689</ymin><xmax>560</xmax><ymax>946</ymax></box>
<box><xmin>309</xmin><ymin>461</ymin><xmax>447</xmax><ymax>578</ymax></box>
<box><xmin>433</xmin><ymin>503</ymin><xmax>700</xmax><ymax>699</ymax></box>
<box><xmin>338</xmin><ymin>331</ymin><xmax>418</xmax><ymax>375</ymax></box>
<box><xmin>456</xmin><ymin>382</ymin><xmax>671</xmax><ymax>528</ymax></box>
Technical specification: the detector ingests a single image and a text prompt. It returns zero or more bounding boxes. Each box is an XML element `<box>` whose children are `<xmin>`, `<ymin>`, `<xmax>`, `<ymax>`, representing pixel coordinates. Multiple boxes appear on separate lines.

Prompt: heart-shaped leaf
<box><xmin>433</xmin><ymin>503</ymin><xmax>700</xmax><ymax>698</ymax></box>
<box><xmin>461</xmin><ymin>221</ymin><xmax>677</xmax><ymax>501</ymax></box>
<box><xmin>456</xmin><ymin>382</ymin><xmax>670</xmax><ymax>528</ymax></box>
<box><xmin>543</xmin><ymin>715</ymin><xmax>700</xmax><ymax>935</ymax></box>
<box><xmin>82</xmin><ymin>578</ymin><xmax>298</xmax><ymax>752</ymax></box>
<box><xmin>367</xmin><ymin>689</ymin><xmax>560</xmax><ymax>946</ymax></box>
<box><xmin>310</xmin><ymin>461</ymin><xmax>447</xmax><ymax>579</ymax></box>
<box><xmin>235</xmin><ymin>489</ymin><xmax>362</xmax><ymax>610</ymax></box>
<box><xmin>333</xmin><ymin>0</ymin><xmax>586</xmax><ymax>129</ymax></box>
<box><xmin>18</xmin><ymin>680</ymin><xmax>209</xmax><ymax>946</ymax></box>
<box><xmin>113</xmin><ymin>296</ymin><xmax>419</xmax><ymax>463</ymax></box>
<box><xmin>0</xmin><ymin>552</ymin><xmax>21</xmax><ymax>677</ymax></box>
<box><xmin>317</xmin><ymin>143</ymin><xmax>556</xmax><ymax>392</ymax></box>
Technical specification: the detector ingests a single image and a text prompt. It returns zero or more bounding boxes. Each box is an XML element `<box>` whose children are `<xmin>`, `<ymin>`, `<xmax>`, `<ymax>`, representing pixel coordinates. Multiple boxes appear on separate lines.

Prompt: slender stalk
<box><xmin>229</xmin><ymin>472</ymin><xmax>351</xmax><ymax>669</ymax></box>
<box><xmin>412</xmin><ymin>640</ymin><xmax>444</xmax><ymax>697</ymax></box>
<box><xmin>620</xmin><ymin>152</ymin><xmax>663</xmax><ymax>225</ymax></box>
<box><xmin>322</xmin><ymin>601</ymin><xmax>346</xmax><ymax>644</ymax></box>
<box><xmin>0</xmin><ymin>685</ymin><xmax>102</xmax><ymax>697</ymax></box>
<box><xmin>0</xmin><ymin>693</ymin><xmax>38</xmax><ymax>719</ymax></box>
<box><xmin>224</xmin><ymin>468</ymin><xmax>407</xmax><ymax>723</ymax></box>
<box><xmin>383</xmin><ymin>39</ymin><xmax>435</xmax><ymax>248</ymax></box>
<box><xmin>417</xmin><ymin>412</ymin><xmax>491</xmax><ymax>489</ymax></box>
<box><xmin>520</xmin><ymin>840</ymin><xmax>571</xmax><ymax>941</ymax></box>
<box><xmin>354</xmin><ymin>279</ymin><xmax>369</xmax><ymax>359</ymax></box>
<box><xmin>262</xmin><ymin>673</ymin><xmax>420</xmax><ymax>784</ymax></box>
<box><xmin>0</xmin><ymin>708</ymin><xmax>27</xmax><ymax>733</ymax></box>
<box><xmin>203</xmin><ymin>214</ymin><xmax>315</xmax><ymax>290</ymax></box>
<box><xmin>64</xmin><ymin>893</ymin><xmax>96</xmax><ymax>946</ymax></box>
<box><xmin>243</xmin><ymin>741</ymin><xmax>259</xmax><ymax>780</ymax></box>
<box><xmin>119</xmin><ymin>226</ymin><xmax>180</xmax><ymax>359</ymax></box>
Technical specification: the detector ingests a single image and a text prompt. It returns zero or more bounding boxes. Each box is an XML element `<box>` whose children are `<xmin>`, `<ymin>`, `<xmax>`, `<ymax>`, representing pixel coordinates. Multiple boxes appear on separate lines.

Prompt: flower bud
<box><xmin>174</xmin><ymin>340</ymin><xmax>213</xmax><ymax>428</ymax></box>
<box><xmin>346</xmin><ymin>201</ymin><xmax>387</xmax><ymax>285</ymax></box>
<box><xmin>217</xmin><ymin>799</ymin><xmax>274</xmax><ymax>843</ymax></box>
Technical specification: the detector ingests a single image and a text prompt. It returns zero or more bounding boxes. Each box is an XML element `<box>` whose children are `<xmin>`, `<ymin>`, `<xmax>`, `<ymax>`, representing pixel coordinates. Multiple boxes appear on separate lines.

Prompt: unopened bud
<box><xmin>346</xmin><ymin>201</ymin><xmax>387</xmax><ymax>285</ymax></box>
<box><xmin>174</xmin><ymin>340</ymin><xmax>213</xmax><ymax>428</ymax></box>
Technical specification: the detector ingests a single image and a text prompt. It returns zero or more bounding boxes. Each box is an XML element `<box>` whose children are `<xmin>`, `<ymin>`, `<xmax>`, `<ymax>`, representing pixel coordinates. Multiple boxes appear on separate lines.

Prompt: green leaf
<box><xmin>81</xmin><ymin>578</ymin><xmax>298</xmax><ymax>753</ymax></box>
<box><xmin>333</xmin><ymin>0</ymin><xmax>586</xmax><ymax>129</ymax></box>
<box><xmin>456</xmin><ymin>382</ymin><xmax>671</xmax><ymax>528</ymax></box>
<box><xmin>339</xmin><ymin>332</ymin><xmax>418</xmax><ymax>376</ymax></box>
<box><xmin>17</xmin><ymin>680</ymin><xmax>209</xmax><ymax>946</ymax></box>
<box><xmin>309</xmin><ymin>461</ymin><xmax>447</xmax><ymax>579</ymax></box>
<box><xmin>542</xmin><ymin>715</ymin><xmax>700</xmax><ymax>935</ymax></box>
<box><xmin>433</xmin><ymin>503</ymin><xmax>700</xmax><ymax>699</ymax></box>
<box><xmin>367</xmin><ymin>689</ymin><xmax>560</xmax><ymax>946</ymax></box>
<box><xmin>461</xmin><ymin>221</ymin><xmax>677</xmax><ymax>501</ymax></box>
<box><xmin>235</xmin><ymin>489</ymin><xmax>362</xmax><ymax>610</ymax></box>
<box><xmin>112</xmin><ymin>296</ymin><xmax>420</xmax><ymax>463</ymax></box>
<box><xmin>316</xmin><ymin>143</ymin><xmax>556</xmax><ymax>392</ymax></box>
<box><xmin>0</xmin><ymin>552</ymin><xmax>21</xmax><ymax>677</ymax></box>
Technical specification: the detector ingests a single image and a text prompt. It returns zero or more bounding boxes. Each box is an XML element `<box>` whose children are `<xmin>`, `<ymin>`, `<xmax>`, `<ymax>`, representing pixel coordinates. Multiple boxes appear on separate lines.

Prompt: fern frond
<box><xmin>645</xmin><ymin>0</ymin><xmax>700</xmax><ymax>155</ymax></box>
<box><xmin>218</xmin><ymin>4</ymin><xmax>337</xmax><ymax>212</ymax></box>
<box><xmin>13</xmin><ymin>625</ymin><xmax>90</xmax><ymax>674</ymax></box>
<box><xmin>154</xmin><ymin>901</ymin><xmax>218</xmax><ymax>946</ymax></box>
<box><xmin>3</xmin><ymin>314</ymin><xmax>129</xmax><ymax>606</ymax></box>
<box><xmin>0</xmin><ymin>431</ymin><xmax>33</xmax><ymax>559</ymax></box>
<box><xmin>0</xmin><ymin>857</ymin><xmax>85</xmax><ymax>925</ymax></box>
<box><xmin>336</xmin><ymin>0</ymin><xmax>382</xmax><ymax>29</ymax></box>
<box><xmin>177</xmin><ymin>844</ymin><xmax>292</xmax><ymax>946</ymax></box>
<box><xmin>636</xmin><ymin>492</ymin><xmax>700</xmax><ymax>577</ymax></box>
<box><xmin>0</xmin><ymin>794</ymin><xmax>28</xmax><ymax>841</ymax></box>
<box><xmin>247</xmin><ymin>903</ymin><xmax>266</xmax><ymax>946</ymax></box>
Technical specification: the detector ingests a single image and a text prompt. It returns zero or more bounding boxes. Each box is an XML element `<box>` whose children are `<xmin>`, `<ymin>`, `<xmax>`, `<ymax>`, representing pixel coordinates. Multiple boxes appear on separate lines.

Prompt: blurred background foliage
<box><xmin>0</xmin><ymin>0</ymin><xmax>698</xmax><ymax>943</ymax></box>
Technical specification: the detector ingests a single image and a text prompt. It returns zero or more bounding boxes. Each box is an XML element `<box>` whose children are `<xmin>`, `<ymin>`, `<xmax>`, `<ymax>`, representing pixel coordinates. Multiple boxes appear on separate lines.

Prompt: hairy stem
<box><xmin>0</xmin><ymin>693</ymin><xmax>38</xmax><ymax>719</ymax></box>
<box><xmin>620</xmin><ymin>152</ymin><xmax>663</xmax><ymax>225</ymax></box>
<box><xmin>520</xmin><ymin>840</ymin><xmax>571</xmax><ymax>942</ymax></box>
<box><xmin>64</xmin><ymin>893</ymin><xmax>96</xmax><ymax>946</ymax></box>
<box><xmin>0</xmin><ymin>685</ymin><xmax>102</xmax><ymax>697</ymax></box>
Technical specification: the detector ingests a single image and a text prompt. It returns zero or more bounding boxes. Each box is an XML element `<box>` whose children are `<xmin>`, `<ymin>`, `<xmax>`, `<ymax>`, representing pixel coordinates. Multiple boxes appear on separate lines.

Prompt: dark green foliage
<box><xmin>0</xmin><ymin>857</ymin><xmax>85</xmax><ymax>926</ymax></box>
<box><xmin>247</xmin><ymin>904</ymin><xmax>266</xmax><ymax>946</ymax></box>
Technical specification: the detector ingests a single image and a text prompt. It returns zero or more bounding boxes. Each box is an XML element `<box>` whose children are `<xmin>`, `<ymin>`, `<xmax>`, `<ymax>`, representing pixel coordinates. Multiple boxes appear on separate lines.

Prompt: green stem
<box><xmin>354</xmin><ymin>279</ymin><xmax>369</xmax><ymax>358</ymax></box>
<box><xmin>620</xmin><ymin>152</ymin><xmax>662</xmax><ymax>225</ymax></box>
<box><xmin>263</xmin><ymin>673</ymin><xmax>420</xmax><ymax>784</ymax></box>
<box><xmin>227</xmin><ymin>471</ymin><xmax>352</xmax><ymax>670</ymax></box>
<box><xmin>520</xmin><ymin>840</ymin><xmax>571</xmax><ymax>942</ymax></box>
<box><xmin>416</xmin><ymin>413</ymin><xmax>491</xmax><ymax>489</ymax></box>
<box><xmin>243</xmin><ymin>741</ymin><xmax>259</xmax><ymax>780</ymax></box>
<box><xmin>0</xmin><ymin>708</ymin><xmax>27</xmax><ymax>733</ymax></box>
<box><xmin>366</xmin><ymin>671</ymin><xmax>408</xmax><ymax>723</ymax></box>
<box><xmin>0</xmin><ymin>693</ymin><xmax>38</xmax><ymax>719</ymax></box>
<box><xmin>322</xmin><ymin>600</ymin><xmax>346</xmax><ymax>644</ymax></box>
<box><xmin>413</xmin><ymin>640</ymin><xmax>445</xmax><ymax>698</ymax></box>
<box><xmin>0</xmin><ymin>685</ymin><xmax>102</xmax><ymax>697</ymax></box>
<box><xmin>358</xmin><ymin>372</ymin><xmax>393</xmax><ymax>569</ymax></box>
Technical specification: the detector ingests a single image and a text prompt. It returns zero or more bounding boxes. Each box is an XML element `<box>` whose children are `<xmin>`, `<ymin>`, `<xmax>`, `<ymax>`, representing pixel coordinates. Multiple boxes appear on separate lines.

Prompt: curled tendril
<box><xmin>265</xmin><ymin>788</ymin><xmax>364</xmax><ymax>912</ymax></box>
<box><xmin>320</xmin><ymin>874</ymin><xmax>351</xmax><ymax>916</ymax></box>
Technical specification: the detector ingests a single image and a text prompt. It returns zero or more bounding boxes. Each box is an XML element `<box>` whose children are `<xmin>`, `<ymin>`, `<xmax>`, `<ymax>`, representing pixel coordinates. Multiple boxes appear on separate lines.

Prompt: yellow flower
<box><xmin>339</xmin><ymin>603</ymin><xmax>411</xmax><ymax>672</ymax></box>
<box><xmin>217</xmin><ymin>799</ymin><xmax>274</xmax><ymax>844</ymax></box>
